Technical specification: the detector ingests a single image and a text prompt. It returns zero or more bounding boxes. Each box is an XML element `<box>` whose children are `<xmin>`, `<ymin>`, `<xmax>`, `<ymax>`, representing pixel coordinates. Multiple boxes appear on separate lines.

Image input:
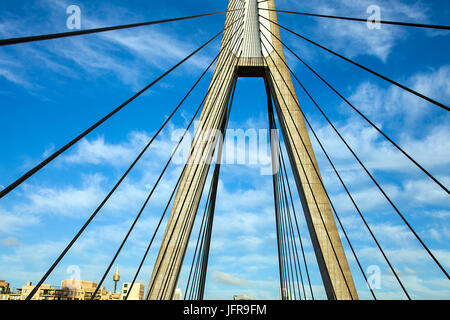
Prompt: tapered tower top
<box><xmin>232</xmin><ymin>0</ymin><xmax>273</xmax><ymax>59</ymax></box>
<box><xmin>113</xmin><ymin>266</ymin><xmax>120</xmax><ymax>282</ymax></box>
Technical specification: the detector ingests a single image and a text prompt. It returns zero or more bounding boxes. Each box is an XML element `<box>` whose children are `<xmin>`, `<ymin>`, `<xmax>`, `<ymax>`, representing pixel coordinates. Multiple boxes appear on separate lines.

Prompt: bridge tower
<box><xmin>147</xmin><ymin>0</ymin><xmax>358</xmax><ymax>300</ymax></box>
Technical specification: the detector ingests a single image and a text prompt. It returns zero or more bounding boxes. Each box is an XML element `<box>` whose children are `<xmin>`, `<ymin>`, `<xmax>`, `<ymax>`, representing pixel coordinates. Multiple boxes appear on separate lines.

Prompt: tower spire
<box><xmin>113</xmin><ymin>265</ymin><xmax>120</xmax><ymax>294</ymax></box>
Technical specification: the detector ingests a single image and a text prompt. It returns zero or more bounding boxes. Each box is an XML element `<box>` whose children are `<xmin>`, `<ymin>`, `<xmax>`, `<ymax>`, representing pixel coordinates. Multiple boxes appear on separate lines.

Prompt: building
<box><xmin>0</xmin><ymin>280</ymin><xmax>115</xmax><ymax>300</ymax></box>
<box><xmin>233</xmin><ymin>295</ymin><xmax>253</xmax><ymax>300</ymax></box>
<box><xmin>0</xmin><ymin>280</ymin><xmax>10</xmax><ymax>294</ymax></box>
<box><xmin>0</xmin><ymin>280</ymin><xmax>13</xmax><ymax>300</ymax></box>
<box><xmin>60</xmin><ymin>280</ymin><xmax>111</xmax><ymax>300</ymax></box>
<box><xmin>0</xmin><ymin>279</ymin><xmax>144</xmax><ymax>300</ymax></box>
<box><xmin>120</xmin><ymin>283</ymin><xmax>145</xmax><ymax>300</ymax></box>
<box><xmin>19</xmin><ymin>282</ymin><xmax>69</xmax><ymax>300</ymax></box>
<box><xmin>0</xmin><ymin>289</ymin><xmax>20</xmax><ymax>301</ymax></box>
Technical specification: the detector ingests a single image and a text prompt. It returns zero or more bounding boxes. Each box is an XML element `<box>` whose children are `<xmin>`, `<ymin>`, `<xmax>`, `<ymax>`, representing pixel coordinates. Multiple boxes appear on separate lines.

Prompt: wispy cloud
<box><xmin>283</xmin><ymin>0</ymin><xmax>429</xmax><ymax>62</ymax></box>
<box><xmin>61</xmin><ymin>132</ymin><xmax>147</xmax><ymax>166</ymax></box>
<box><xmin>0</xmin><ymin>0</ymin><xmax>215</xmax><ymax>90</ymax></box>
<box><xmin>0</xmin><ymin>237</ymin><xmax>20</xmax><ymax>246</ymax></box>
<box><xmin>0</xmin><ymin>52</ymin><xmax>34</xmax><ymax>87</ymax></box>
<box><xmin>212</xmin><ymin>271</ymin><xmax>250</xmax><ymax>287</ymax></box>
<box><xmin>19</xmin><ymin>174</ymin><xmax>106</xmax><ymax>218</ymax></box>
<box><xmin>0</xmin><ymin>208</ymin><xmax>40</xmax><ymax>234</ymax></box>
<box><xmin>348</xmin><ymin>65</ymin><xmax>450</xmax><ymax>122</ymax></box>
<box><xmin>0</xmin><ymin>0</ymin><xmax>448</xmax><ymax>299</ymax></box>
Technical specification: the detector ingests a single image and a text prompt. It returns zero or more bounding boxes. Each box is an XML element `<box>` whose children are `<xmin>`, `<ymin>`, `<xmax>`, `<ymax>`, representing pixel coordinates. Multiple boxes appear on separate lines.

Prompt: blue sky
<box><xmin>0</xmin><ymin>0</ymin><xmax>449</xmax><ymax>300</ymax></box>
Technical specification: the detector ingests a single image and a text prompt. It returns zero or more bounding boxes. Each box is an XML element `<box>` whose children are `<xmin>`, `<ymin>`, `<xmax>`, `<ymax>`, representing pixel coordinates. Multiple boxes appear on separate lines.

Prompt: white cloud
<box><xmin>313</xmin><ymin>119</ymin><xmax>449</xmax><ymax>177</ymax></box>
<box><xmin>0</xmin><ymin>237</ymin><xmax>20</xmax><ymax>246</ymax></box>
<box><xmin>60</xmin><ymin>127</ymin><xmax>186</xmax><ymax>170</ymax></box>
<box><xmin>0</xmin><ymin>53</ymin><xmax>34</xmax><ymax>87</ymax></box>
<box><xmin>401</xmin><ymin>176</ymin><xmax>449</xmax><ymax>205</ymax></box>
<box><xmin>370</xmin><ymin>223</ymin><xmax>416</xmax><ymax>247</ymax></box>
<box><xmin>0</xmin><ymin>67</ymin><xmax>31</xmax><ymax>87</ymax></box>
<box><xmin>9</xmin><ymin>167</ymin><xmax>179</xmax><ymax>221</ymax></box>
<box><xmin>0</xmin><ymin>208</ymin><xmax>40</xmax><ymax>234</ymax></box>
<box><xmin>0</xmin><ymin>0</ymin><xmax>215</xmax><ymax>90</ymax></box>
<box><xmin>0</xmin><ymin>239</ymin><xmax>66</xmax><ymax>267</ymax></box>
<box><xmin>309</xmin><ymin>66</ymin><xmax>450</xmax><ymax>191</ymax></box>
<box><xmin>211</xmin><ymin>271</ymin><xmax>250</xmax><ymax>287</ymax></box>
<box><xmin>62</xmin><ymin>133</ymin><xmax>147</xmax><ymax>166</ymax></box>
<box><xmin>319</xmin><ymin>16</ymin><xmax>399</xmax><ymax>62</ymax></box>
<box><xmin>428</xmin><ymin>226</ymin><xmax>450</xmax><ymax>243</ymax></box>
<box><xmin>424</xmin><ymin>210</ymin><xmax>450</xmax><ymax>219</ymax></box>
<box><xmin>0</xmin><ymin>126</ymin><xmax>187</xmax><ymax>236</ymax></box>
<box><xmin>331</xmin><ymin>185</ymin><xmax>400</xmax><ymax>213</ymax></box>
<box><xmin>283</xmin><ymin>0</ymin><xmax>429</xmax><ymax>62</ymax></box>
<box><xmin>349</xmin><ymin>65</ymin><xmax>450</xmax><ymax>122</ymax></box>
<box><xmin>19</xmin><ymin>174</ymin><xmax>106</xmax><ymax>217</ymax></box>
<box><xmin>357</xmin><ymin>246</ymin><xmax>450</xmax><ymax>271</ymax></box>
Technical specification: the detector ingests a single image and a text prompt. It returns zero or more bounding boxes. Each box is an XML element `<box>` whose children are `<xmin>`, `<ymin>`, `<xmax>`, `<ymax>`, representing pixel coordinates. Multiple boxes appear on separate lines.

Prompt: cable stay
<box><xmin>268</xmin><ymin>98</ymin><xmax>315</xmax><ymax>300</ymax></box>
<box><xmin>259</xmin><ymin>8</ymin><xmax>450</xmax><ymax>30</ymax></box>
<box><xmin>158</xmin><ymin>52</ymin><xmax>241</xmax><ymax>301</ymax></box>
<box><xmin>258</xmin><ymin>15</ymin><xmax>450</xmax><ymax>113</ymax></box>
<box><xmin>185</xmin><ymin>180</ymin><xmax>214</xmax><ymax>300</ymax></box>
<box><xmin>278</xmin><ymin>153</ymin><xmax>304</xmax><ymax>300</ymax></box>
<box><xmin>261</xmin><ymin>32</ymin><xmax>449</xmax><ymax>290</ymax></box>
<box><xmin>185</xmin><ymin>80</ymin><xmax>234</xmax><ymax>300</ymax></box>
<box><xmin>146</xmin><ymin>37</ymin><xmax>245</xmax><ymax>300</ymax></box>
<box><xmin>126</xmin><ymin>18</ymin><xmax>246</xmax><ymax>300</ymax></box>
<box><xmin>268</xmin><ymin>82</ymin><xmax>301</xmax><ymax>300</ymax></box>
<box><xmin>268</xmin><ymin>76</ymin><xmax>315</xmax><ymax>300</ymax></box>
<box><xmin>125</xmin><ymin>166</ymin><xmax>182</xmax><ymax>300</ymax></box>
<box><xmin>24</xmin><ymin>16</ymin><xmax>245</xmax><ymax>301</ymax></box>
<box><xmin>0</xmin><ymin>14</ymin><xmax>245</xmax><ymax>202</ymax></box>
<box><xmin>267</xmin><ymin>69</ymin><xmax>356</xmax><ymax>300</ymax></box>
<box><xmin>91</xmin><ymin>17</ymin><xmax>247</xmax><ymax>299</ymax></box>
<box><xmin>262</xmin><ymin>38</ymin><xmax>401</xmax><ymax>300</ymax></box>
<box><xmin>263</xmin><ymin>39</ymin><xmax>414</xmax><ymax>299</ymax></box>
<box><xmin>0</xmin><ymin>9</ymin><xmax>244</xmax><ymax>46</ymax></box>
<box><xmin>278</xmin><ymin>144</ymin><xmax>314</xmax><ymax>300</ymax></box>
<box><xmin>150</xmin><ymin>10</ymin><xmax>245</xmax><ymax>299</ymax></box>
<box><xmin>258</xmin><ymin>23</ymin><xmax>449</xmax><ymax>196</ymax></box>
<box><xmin>263</xmin><ymin>38</ymin><xmax>360</xmax><ymax>298</ymax></box>
<box><xmin>8</xmin><ymin>0</ymin><xmax>449</xmax><ymax>302</ymax></box>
